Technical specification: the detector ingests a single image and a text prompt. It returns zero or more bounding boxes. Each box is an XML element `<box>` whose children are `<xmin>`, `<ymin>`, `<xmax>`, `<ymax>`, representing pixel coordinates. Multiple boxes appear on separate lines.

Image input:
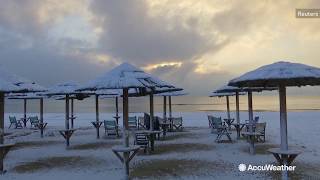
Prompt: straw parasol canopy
<box><xmin>78</xmin><ymin>63</ymin><xmax>179</xmax><ymax>92</ymax></box>
<box><xmin>210</xmin><ymin>92</ymin><xmax>242</xmax><ymax>97</ymax></box>
<box><xmin>228</xmin><ymin>61</ymin><xmax>320</xmax><ymax>87</ymax></box>
<box><xmin>155</xmin><ymin>89</ymin><xmax>188</xmax><ymax>120</ymax></box>
<box><xmin>77</xmin><ymin>62</ymin><xmax>179</xmax><ymax>146</ymax></box>
<box><xmin>0</xmin><ymin>67</ymin><xmax>46</xmax><ymax>172</ymax></box>
<box><xmin>45</xmin><ymin>82</ymin><xmax>89</xmax><ymax>146</ymax></box>
<box><xmin>228</xmin><ymin>61</ymin><xmax>320</xmax><ymax>176</ymax></box>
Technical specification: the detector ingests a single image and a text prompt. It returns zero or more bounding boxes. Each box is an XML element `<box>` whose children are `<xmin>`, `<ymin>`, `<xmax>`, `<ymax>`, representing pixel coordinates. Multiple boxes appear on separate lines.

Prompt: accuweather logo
<box><xmin>238</xmin><ymin>163</ymin><xmax>296</xmax><ymax>172</ymax></box>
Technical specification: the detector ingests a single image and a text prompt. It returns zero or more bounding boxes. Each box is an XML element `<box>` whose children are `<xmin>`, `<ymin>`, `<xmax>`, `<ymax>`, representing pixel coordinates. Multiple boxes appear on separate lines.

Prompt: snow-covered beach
<box><xmin>3</xmin><ymin>111</ymin><xmax>320</xmax><ymax>179</ymax></box>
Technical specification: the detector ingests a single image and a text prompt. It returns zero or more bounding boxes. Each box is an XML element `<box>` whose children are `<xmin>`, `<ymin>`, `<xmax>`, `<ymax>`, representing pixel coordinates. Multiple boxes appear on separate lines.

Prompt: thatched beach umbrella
<box><xmin>89</xmin><ymin>89</ymin><xmax>120</xmax><ymax>139</ymax></box>
<box><xmin>45</xmin><ymin>82</ymin><xmax>87</xmax><ymax>147</ymax></box>
<box><xmin>0</xmin><ymin>67</ymin><xmax>45</xmax><ymax>173</ymax></box>
<box><xmin>229</xmin><ymin>61</ymin><xmax>320</xmax><ymax>179</ymax></box>
<box><xmin>215</xmin><ymin>85</ymin><xmax>275</xmax><ymax>130</ymax></box>
<box><xmin>77</xmin><ymin>62</ymin><xmax>180</xmax><ymax>178</ymax></box>
<box><xmin>156</xmin><ymin>90</ymin><xmax>188</xmax><ymax>121</ymax></box>
<box><xmin>7</xmin><ymin>92</ymin><xmax>48</xmax><ymax>137</ymax></box>
<box><xmin>210</xmin><ymin>91</ymin><xmax>245</xmax><ymax>119</ymax></box>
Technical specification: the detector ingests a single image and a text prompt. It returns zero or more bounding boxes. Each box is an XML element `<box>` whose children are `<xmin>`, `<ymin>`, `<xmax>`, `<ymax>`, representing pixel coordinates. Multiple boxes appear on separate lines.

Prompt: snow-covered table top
<box><xmin>111</xmin><ymin>145</ymin><xmax>140</xmax><ymax>152</ymax></box>
<box><xmin>268</xmin><ymin>148</ymin><xmax>302</xmax><ymax>155</ymax></box>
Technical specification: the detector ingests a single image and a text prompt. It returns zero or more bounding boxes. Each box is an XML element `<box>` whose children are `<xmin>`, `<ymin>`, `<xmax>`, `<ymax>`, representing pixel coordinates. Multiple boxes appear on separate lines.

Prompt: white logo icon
<box><xmin>238</xmin><ymin>164</ymin><xmax>246</xmax><ymax>172</ymax></box>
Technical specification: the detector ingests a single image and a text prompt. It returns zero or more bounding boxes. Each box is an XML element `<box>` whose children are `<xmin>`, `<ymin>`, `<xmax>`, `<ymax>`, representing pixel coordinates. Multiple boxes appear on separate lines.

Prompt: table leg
<box><xmin>249</xmin><ymin>135</ymin><xmax>255</xmax><ymax>155</ymax></box>
<box><xmin>123</xmin><ymin>152</ymin><xmax>129</xmax><ymax>178</ymax></box>
<box><xmin>150</xmin><ymin>135</ymin><xmax>155</xmax><ymax>151</ymax></box>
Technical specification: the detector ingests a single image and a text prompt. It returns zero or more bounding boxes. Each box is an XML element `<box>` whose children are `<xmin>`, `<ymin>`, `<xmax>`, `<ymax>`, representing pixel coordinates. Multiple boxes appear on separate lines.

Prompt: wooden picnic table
<box><xmin>231</xmin><ymin>123</ymin><xmax>246</xmax><ymax>139</ymax></box>
<box><xmin>241</xmin><ymin>131</ymin><xmax>261</xmax><ymax>155</ymax></box>
<box><xmin>59</xmin><ymin>129</ymin><xmax>76</xmax><ymax>147</ymax></box>
<box><xmin>112</xmin><ymin>145</ymin><xmax>140</xmax><ymax>179</ymax></box>
<box><xmin>135</xmin><ymin>130</ymin><xmax>162</xmax><ymax>151</ymax></box>
<box><xmin>268</xmin><ymin>148</ymin><xmax>302</xmax><ymax>165</ymax></box>
<box><xmin>0</xmin><ymin>143</ymin><xmax>15</xmax><ymax>174</ymax></box>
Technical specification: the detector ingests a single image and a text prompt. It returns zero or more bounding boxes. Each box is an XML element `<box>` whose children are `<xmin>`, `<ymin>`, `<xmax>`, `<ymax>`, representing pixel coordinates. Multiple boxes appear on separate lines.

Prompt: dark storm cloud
<box><xmin>90</xmin><ymin>0</ymin><xmax>220</xmax><ymax>65</ymax></box>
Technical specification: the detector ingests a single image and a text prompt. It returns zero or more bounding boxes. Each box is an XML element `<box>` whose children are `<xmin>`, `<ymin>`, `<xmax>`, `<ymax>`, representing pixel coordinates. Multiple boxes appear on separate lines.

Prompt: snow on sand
<box><xmin>3</xmin><ymin>111</ymin><xmax>320</xmax><ymax>179</ymax></box>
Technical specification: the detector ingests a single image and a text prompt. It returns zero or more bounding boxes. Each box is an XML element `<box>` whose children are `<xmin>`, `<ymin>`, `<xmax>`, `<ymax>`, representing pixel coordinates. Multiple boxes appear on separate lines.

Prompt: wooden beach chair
<box><xmin>210</xmin><ymin>116</ymin><xmax>224</xmax><ymax>134</ymax></box>
<box><xmin>104</xmin><ymin>120</ymin><xmax>118</xmax><ymax>136</ymax></box>
<box><xmin>172</xmin><ymin>117</ymin><xmax>183</xmax><ymax>131</ymax></box>
<box><xmin>9</xmin><ymin>116</ymin><xmax>23</xmax><ymax>129</ymax></box>
<box><xmin>138</xmin><ymin>116</ymin><xmax>147</xmax><ymax>130</ymax></box>
<box><xmin>128</xmin><ymin>116</ymin><xmax>137</xmax><ymax>130</ymax></box>
<box><xmin>29</xmin><ymin>116</ymin><xmax>40</xmax><ymax>128</ymax></box>
<box><xmin>215</xmin><ymin>123</ymin><xmax>232</xmax><ymax>143</ymax></box>
<box><xmin>254</xmin><ymin>122</ymin><xmax>266</xmax><ymax>142</ymax></box>
<box><xmin>134</xmin><ymin>132</ymin><xmax>150</xmax><ymax>154</ymax></box>
<box><xmin>207</xmin><ymin>115</ymin><xmax>213</xmax><ymax>128</ymax></box>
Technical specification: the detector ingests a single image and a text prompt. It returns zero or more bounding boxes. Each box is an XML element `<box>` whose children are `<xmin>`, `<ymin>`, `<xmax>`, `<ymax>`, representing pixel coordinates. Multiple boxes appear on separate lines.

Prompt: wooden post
<box><xmin>279</xmin><ymin>85</ymin><xmax>289</xmax><ymax>180</ymax></box>
<box><xmin>0</xmin><ymin>92</ymin><xmax>4</xmax><ymax>144</ymax></box>
<box><xmin>279</xmin><ymin>85</ymin><xmax>288</xmax><ymax>150</ymax></box>
<box><xmin>71</xmin><ymin>98</ymin><xmax>74</xmax><ymax>129</ymax></box>
<box><xmin>65</xmin><ymin>94</ymin><xmax>70</xmax><ymax>146</ymax></box>
<box><xmin>40</xmin><ymin>98</ymin><xmax>44</xmax><ymax>138</ymax></box>
<box><xmin>163</xmin><ymin>96</ymin><xmax>167</xmax><ymax>120</ymax></box>
<box><xmin>248</xmin><ymin>91</ymin><xmax>253</xmax><ymax>127</ymax></box>
<box><xmin>150</xmin><ymin>92</ymin><xmax>154</xmax><ymax>131</ymax></box>
<box><xmin>95</xmin><ymin>94</ymin><xmax>100</xmax><ymax>139</ymax></box>
<box><xmin>116</xmin><ymin>97</ymin><xmax>119</xmax><ymax>117</ymax></box>
<box><xmin>236</xmin><ymin>92</ymin><xmax>240</xmax><ymax>124</ymax></box>
<box><xmin>23</xmin><ymin>99</ymin><xmax>27</xmax><ymax>127</ymax></box>
<box><xmin>0</xmin><ymin>92</ymin><xmax>4</xmax><ymax>173</ymax></box>
<box><xmin>169</xmin><ymin>96</ymin><xmax>172</xmax><ymax>118</ymax></box>
<box><xmin>123</xmin><ymin>88</ymin><xmax>129</xmax><ymax>147</ymax></box>
<box><xmin>248</xmin><ymin>90</ymin><xmax>255</xmax><ymax>155</ymax></box>
<box><xmin>226</xmin><ymin>96</ymin><xmax>231</xmax><ymax>119</ymax></box>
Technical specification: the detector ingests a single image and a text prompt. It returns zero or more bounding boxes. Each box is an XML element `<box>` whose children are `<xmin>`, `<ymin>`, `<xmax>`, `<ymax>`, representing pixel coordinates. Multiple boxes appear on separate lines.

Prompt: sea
<box><xmin>4</xmin><ymin>95</ymin><xmax>320</xmax><ymax>113</ymax></box>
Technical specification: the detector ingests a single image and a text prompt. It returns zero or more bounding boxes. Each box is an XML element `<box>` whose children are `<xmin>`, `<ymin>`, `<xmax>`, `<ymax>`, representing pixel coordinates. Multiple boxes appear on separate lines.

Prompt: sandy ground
<box><xmin>2</xmin><ymin>111</ymin><xmax>320</xmax><ymax>179</ymax></box>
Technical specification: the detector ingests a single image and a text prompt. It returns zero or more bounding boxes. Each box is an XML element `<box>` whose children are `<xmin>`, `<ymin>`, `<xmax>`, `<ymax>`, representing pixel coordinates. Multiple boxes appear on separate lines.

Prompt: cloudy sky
<box><xmin>1</xmin><ymin>0</ymin><xmax>320</xmax><ymax>95</ymax></box>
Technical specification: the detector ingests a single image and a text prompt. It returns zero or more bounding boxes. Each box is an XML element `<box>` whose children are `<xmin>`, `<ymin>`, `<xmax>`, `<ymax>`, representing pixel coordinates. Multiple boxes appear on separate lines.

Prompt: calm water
<box><xmin>4</xmin><ymin>95</ymin><xmax>320</xmax><ymax>113</ymax></box>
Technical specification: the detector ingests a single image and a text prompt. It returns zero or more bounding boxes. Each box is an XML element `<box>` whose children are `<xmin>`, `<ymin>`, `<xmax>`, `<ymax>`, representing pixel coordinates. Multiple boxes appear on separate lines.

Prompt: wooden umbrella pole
<box><xmin>248</xmin><ymin>91</ymin><xmax>253</xmax><ymax>129</ymax></box>
<box><xmin>23</xmin><ymin>99</ymin><xmax>27</xmax><ymax>126</ymax></box>
<box><xmin>150</xmin><ymin>91</ymin><xmax>154</xmax><ymax>131</ymax></box>
<box><xmin>123</xmin><ymin>88</ymin><xmax>129</xmax><ymax>147</ymax></box>
<box><xmin>279</xmin><ymin>85</ymin><xmax>288</xmax><ymax>151</ymax></box>
<box><xmin>0</xmin><ymin>92</ymin><xmax>4</xmax><ymax>173</ymax></box>
<box><xmin>65</xmin><ymin>95</ymin><xmax>70</xmax><ymax>130</ymax></box>
<box><xmin>169</xmin><ymin>96</ymin><xmax>172</xmax><ymax>118</ymax></box>
<box><xmin>226</xmin><ymin>96</ymin><xmax>231</xmax><ymax>119</ymax></box>
<box><xmin>0</xmin><ymin>92</ymin><xmax>4</xmax><ymax>144</ymax></box>
<box><xmin>116</xmin><ymin>97</ymin><xmax>119</xmax><ymax>117</ymax></box>
<box><xmin>163</xmin><ymin>96</ymin><xmax>167</xmax><ymax>120</ymax></box>
<box><xmin>40</xmin><ymin>98</ymin><xmax>44</xmax><ymax>138</ymax></box>
<box><xmin>236</xmin><ymin>92</ymin><xmax>240</xmax><ymax>124</ymax></box>
<box><xmin>95</xmin><ymin>94</ymin><xmax>100</xmax><ymax>139</ymax></box>
<box><xmin>71</xmin><ymin>98</ymin><xmax>74</xmax><ymax>129</ymax></box>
